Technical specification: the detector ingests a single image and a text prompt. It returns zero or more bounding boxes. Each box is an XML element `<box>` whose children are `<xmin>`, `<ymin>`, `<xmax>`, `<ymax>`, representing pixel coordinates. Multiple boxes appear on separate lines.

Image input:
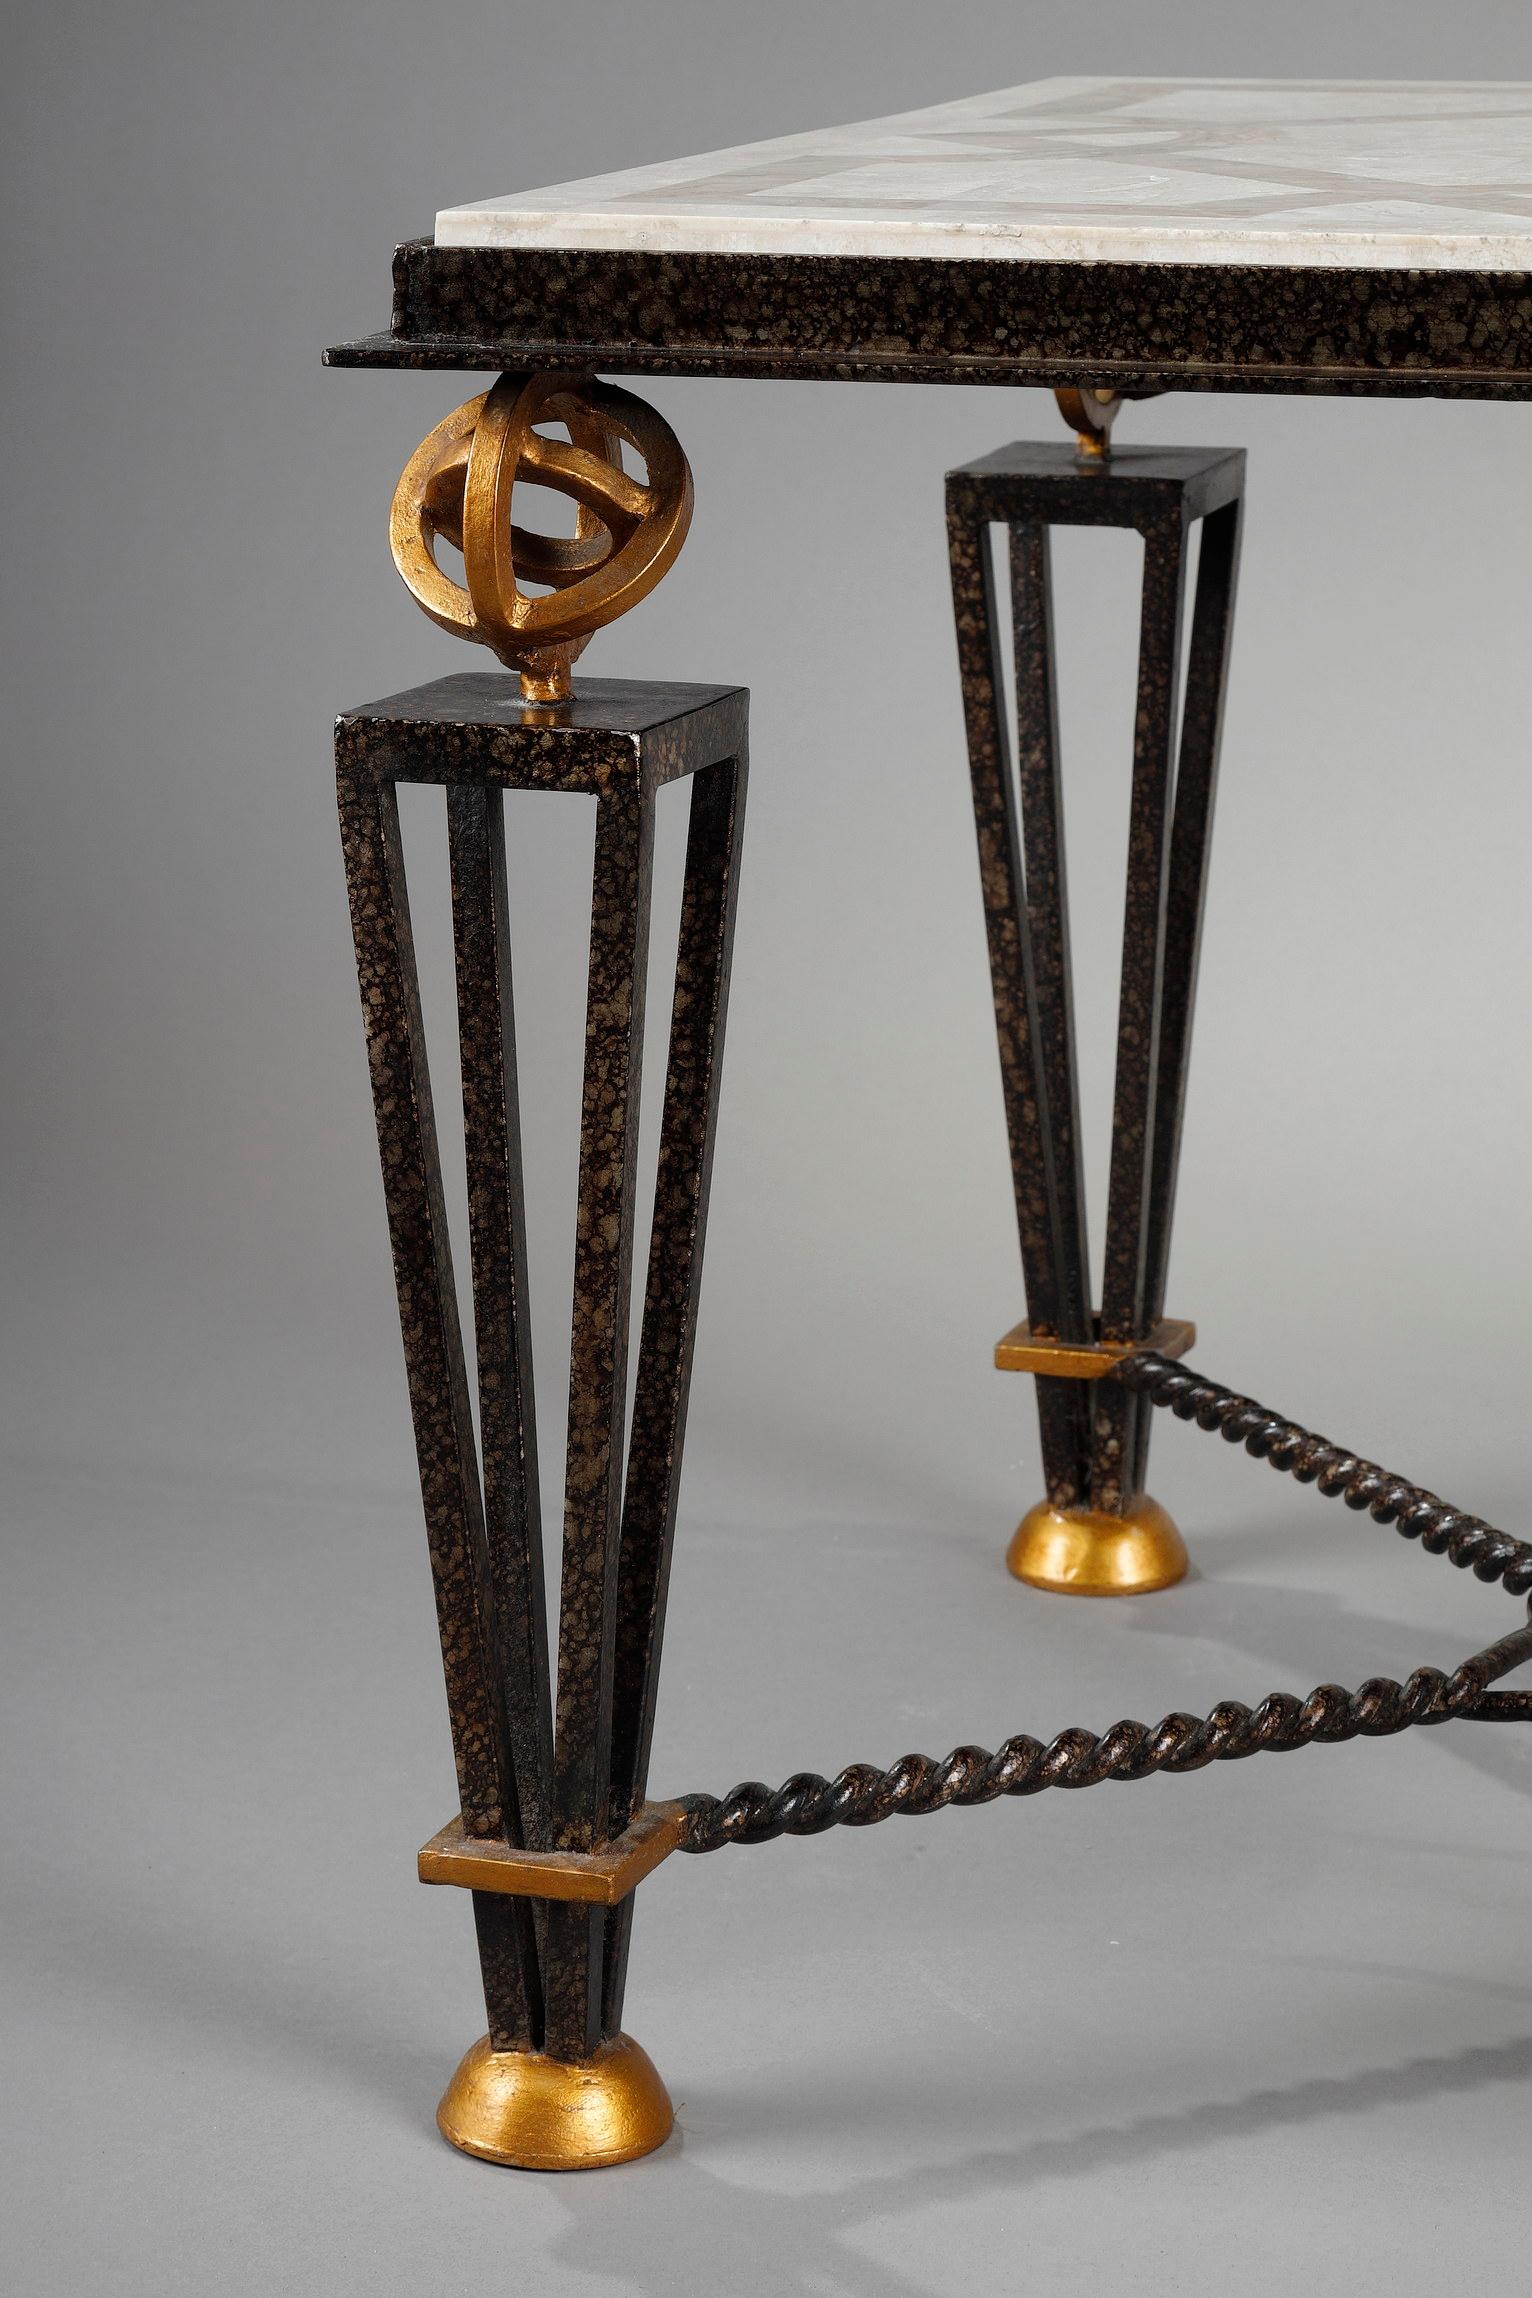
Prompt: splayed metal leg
<box><xmin>338</xmin><ymin>672</ymin><xmax>746</xmax><ymax>2164</ymax></box>
<box><xmin>948</xmin><ymin>440</ymin><xmax>1243</xmax><ymax>1592</ymax></box>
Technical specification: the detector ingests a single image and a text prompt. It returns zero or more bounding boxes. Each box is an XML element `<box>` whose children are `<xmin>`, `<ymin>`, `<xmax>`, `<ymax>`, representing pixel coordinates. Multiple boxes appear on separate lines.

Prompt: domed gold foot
<box><xmin>1006</xmin><ymin>1496</ymin><xmax>1188</xmax><ymax>1596</ymax></box>
<box><xmin>436</xmin><ymin>2033</ymin><xmax>674</xmax><ymax>2170</ymax></box>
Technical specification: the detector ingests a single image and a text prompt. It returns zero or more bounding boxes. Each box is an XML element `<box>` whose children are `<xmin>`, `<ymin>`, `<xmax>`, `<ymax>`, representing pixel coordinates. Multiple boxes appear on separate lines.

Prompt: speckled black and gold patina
<box><xmin>947</xmin><ymin>442</ymin><xmax>1242</xmax><ymax>1571</ymax></box>
<box><xmin>338</xmin><ymin>674</ymin><xmax>747</xmax><ymax>2073</ymax></box>
<box><xmin>327</xmin><ymin>241</ymin><xmax>1532</xmax><ymax>397</ymax></box>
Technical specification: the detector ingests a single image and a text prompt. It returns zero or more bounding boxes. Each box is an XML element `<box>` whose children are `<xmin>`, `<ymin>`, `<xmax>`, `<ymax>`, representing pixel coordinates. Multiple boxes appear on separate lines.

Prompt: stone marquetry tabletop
<box><xmin>328</xmin><ymin>78</ymin><xmax>1532</xmax><ymax>395</ymax></box>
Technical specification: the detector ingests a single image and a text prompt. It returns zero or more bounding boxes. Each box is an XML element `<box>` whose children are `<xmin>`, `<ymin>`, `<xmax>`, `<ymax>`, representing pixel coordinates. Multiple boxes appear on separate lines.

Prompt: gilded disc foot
<box><xmin>436</xmin><ymin>2033</ymin><xmax>674</xmax><ymax>2170</ymax></box>
<box><xmin>1006</xmin><ymin>1496</ymin><xmax>1188</xmax><ymax>1596</ymax></box>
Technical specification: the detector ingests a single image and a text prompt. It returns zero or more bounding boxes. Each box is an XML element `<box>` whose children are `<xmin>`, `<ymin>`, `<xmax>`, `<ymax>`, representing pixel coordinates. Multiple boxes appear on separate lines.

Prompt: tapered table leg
<box><xmin>338</xmin><ymin>673</ymin><xmax>747</xmax><ymax>2164</ymax></box>
<box><xmin>948</xmin><ymin>442</ymin><xmax>1243</xmax><ymax>1593</ymax></box>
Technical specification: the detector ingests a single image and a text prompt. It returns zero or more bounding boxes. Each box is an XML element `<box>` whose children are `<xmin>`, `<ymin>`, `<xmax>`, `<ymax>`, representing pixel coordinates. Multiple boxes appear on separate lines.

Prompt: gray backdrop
<box><xmin>6</xmin><ymin>4</ymin><xmax>1532</xmax><ymax>2291</ymax></box>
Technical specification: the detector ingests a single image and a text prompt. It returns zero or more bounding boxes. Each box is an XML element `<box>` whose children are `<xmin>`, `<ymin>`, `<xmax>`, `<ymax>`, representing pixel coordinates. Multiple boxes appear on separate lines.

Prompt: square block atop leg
<box><xmin>337</xmin><ymin>671</ymin><xmax>748</xmax><ymax>798</ymax></box>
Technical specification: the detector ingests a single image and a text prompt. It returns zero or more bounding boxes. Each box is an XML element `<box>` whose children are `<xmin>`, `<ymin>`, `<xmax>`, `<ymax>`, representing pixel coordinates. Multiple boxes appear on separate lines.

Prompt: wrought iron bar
<box><xmin>677</xmin><ymin>1355</ymin><xmax>1532</xmax><ymax>1852</ymax></box>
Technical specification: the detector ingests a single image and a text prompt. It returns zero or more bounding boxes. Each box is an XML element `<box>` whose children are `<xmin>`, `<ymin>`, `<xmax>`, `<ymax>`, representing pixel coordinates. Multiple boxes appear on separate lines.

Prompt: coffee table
<box><xmin>327</xmin><ymin>77</ymin><xmax>1532</xmax><ymax>2169</ymax></box>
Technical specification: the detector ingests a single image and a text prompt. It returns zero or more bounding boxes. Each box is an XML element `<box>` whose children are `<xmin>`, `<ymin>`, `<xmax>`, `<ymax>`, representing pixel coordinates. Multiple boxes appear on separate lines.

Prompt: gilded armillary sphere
<box><xmin>390</xmin><ymin>372</ymin><xmax>694</xmax><ymax>702</ymax></box>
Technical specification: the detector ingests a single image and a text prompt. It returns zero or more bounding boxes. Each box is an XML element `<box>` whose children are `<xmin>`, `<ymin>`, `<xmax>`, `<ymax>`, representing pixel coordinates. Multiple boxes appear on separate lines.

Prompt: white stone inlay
<box><xmin>436</xmin><ymin>78</ymin><xmax>1532</xmax><ymax>271</ymax></box>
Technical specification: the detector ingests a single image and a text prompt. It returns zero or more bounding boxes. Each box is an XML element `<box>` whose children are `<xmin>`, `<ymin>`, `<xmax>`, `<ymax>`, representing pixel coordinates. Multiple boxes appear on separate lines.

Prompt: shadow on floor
<box><xmin>537</xmin><ymin>2027</ymin><xmax>1532</xmax><ymax>2297</ymax></box>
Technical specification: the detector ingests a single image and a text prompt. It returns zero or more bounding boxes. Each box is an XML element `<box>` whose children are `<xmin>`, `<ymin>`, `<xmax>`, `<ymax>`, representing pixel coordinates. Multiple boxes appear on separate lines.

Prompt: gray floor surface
<box><xmin>6</xmin><ymin>1423</ymin><xmax>1528</xmax><ymax>2296</ymax></box>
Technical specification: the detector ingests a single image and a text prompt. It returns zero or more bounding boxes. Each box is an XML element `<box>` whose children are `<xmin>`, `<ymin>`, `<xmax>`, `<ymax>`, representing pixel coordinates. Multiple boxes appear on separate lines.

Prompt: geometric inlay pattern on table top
<box><xmin>437</xmin><ymin>76</ymin><xmax>1532</xmax><ymax>271</ymax></box>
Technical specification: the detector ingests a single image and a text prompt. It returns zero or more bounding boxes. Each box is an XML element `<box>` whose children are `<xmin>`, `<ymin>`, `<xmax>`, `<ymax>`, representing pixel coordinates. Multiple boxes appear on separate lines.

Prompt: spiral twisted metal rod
<box><xmin>677</xmin><ymin>1357</ymin><xmax>1532</xmax><ymax>1854</ymax></box>
<box><xmin>1116</xmin><ymin>1353</ymin><xmax>1532</xmax><ymax>1595</ymax></box>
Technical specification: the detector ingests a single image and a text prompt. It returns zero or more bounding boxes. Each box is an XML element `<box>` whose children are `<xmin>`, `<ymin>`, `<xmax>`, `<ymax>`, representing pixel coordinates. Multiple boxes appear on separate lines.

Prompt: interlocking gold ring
<box><xmin>389</xmin><ymin>372</ymin><xmax>694</xmax><ymax>702</ymax></box>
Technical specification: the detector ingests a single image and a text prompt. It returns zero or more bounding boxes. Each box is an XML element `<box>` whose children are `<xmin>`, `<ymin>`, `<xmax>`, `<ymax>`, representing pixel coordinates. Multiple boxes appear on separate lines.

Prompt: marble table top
<box><xmin>437</xmin><ymin>78</ymin><xmax>1532</xmax><ymax>273</ymax></box>
<box><xmin>328</xmin><ymin>77</ymin><xmax>1532</xmax><ymax>396</ymax></box>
